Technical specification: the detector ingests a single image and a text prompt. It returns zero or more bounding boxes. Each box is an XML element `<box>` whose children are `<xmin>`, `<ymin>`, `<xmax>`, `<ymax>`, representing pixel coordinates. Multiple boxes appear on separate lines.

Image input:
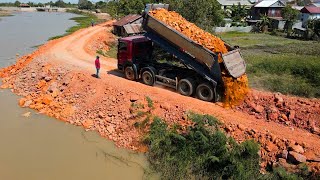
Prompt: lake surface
<box><xmin>0</xmin><ymin>12</ymin><xmax>150</xmax><ymax>180</ymax></box>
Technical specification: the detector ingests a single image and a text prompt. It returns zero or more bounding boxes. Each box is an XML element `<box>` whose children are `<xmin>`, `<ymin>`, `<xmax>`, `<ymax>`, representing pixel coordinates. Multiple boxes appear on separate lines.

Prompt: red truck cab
<box><xmin>117</xmin><ymin>36</ymin><xmax>152</xmax><ymax>73</ymax></box>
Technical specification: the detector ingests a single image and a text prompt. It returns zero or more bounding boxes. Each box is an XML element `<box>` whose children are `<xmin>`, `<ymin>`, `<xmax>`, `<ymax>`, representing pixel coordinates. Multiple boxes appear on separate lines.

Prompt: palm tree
<box><xmin>257</xmin><ymin>14</ymin><xmax>270</xmax><ymax>33</ymax></box>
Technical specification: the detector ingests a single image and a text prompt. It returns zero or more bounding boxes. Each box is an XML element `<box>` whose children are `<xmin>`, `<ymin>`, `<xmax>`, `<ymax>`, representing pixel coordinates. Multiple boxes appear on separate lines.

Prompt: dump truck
<box><xmin>117</xmin><ymin>4</ymin><xmax>246</xmax><ymax>102</ymax></box>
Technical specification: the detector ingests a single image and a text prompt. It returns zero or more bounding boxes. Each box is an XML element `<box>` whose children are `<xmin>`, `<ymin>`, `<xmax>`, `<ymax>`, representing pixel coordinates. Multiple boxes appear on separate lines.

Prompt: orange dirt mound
<box><xmin>150</xmin><ymin>9</ymin><xmax>249</xmax><ymax>106</ymax></box>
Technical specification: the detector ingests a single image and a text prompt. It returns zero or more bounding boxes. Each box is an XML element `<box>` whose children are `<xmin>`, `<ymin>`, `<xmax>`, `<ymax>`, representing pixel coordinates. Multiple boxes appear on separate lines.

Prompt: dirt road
<box><xmin>1</xmin><ymin>20</ymin><xmax>320</xmax><ymax>172</ymax></box>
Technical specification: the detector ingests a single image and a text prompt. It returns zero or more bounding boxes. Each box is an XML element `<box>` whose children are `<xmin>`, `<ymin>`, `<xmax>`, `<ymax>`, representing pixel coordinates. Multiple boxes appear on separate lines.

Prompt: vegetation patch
<box><xmin>144</xmin><ymin>112</ymin><xmax>317</xmax><ymax>179</ymax></box>
<box><xmin>98</xmin><ymin>41</ymin><xmax>118</xmax><ymax>59</ymax></box>
<box><xmin>220</xmin><ymin>32</ymin><xmax>320</xmax><ymax>98</ymax></box>
<box><xmin>145</xmin><ymin>112</ymin><xmax>262</xmax><ymax>179</ymax></box>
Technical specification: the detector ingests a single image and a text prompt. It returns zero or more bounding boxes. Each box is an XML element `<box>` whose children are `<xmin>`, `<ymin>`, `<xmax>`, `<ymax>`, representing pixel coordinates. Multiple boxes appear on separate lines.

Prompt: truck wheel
<box><xmin>142</xmin><ymin>70</ymin><xmax>155</xmax><ymax>86</ymax></box>
<box><xmin>125</xmin><ymin>66</ymin><xmax>135</xmax><ymax>81</ymax></box>
<box><xmin>178</xmin><ymin>78</ymin><xmax>195</xmax><ymax>96</ymax></box>
<box><xmin>196</xmin><ymin>83</ymin><xmax>214</xmax><ymax>102</ymax></box>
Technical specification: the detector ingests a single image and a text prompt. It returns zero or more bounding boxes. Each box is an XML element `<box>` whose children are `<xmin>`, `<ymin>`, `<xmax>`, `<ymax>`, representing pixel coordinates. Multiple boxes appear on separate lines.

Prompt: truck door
<box><xmin>117</xmin><ymin>41</ymin><xmax>129</xmax><ymax>67</ymax></box>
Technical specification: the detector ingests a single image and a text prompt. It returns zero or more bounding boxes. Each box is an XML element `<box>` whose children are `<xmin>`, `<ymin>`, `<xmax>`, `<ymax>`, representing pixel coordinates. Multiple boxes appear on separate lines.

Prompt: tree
<box><xmin>282</xmin><ymin>5</ymin><xmax>299</xmax><ymax>37</ymax></box>
<box><xmin>55</xmin><ymin>0</ymin><xmax>67</xmax><ymax>8</ymax></box>
<box><xmin>257</xmin><ymin>14</ymin><xmax>270</xmax><ymax>33</ymax></box>
<box><xmin>105</xmin><ymin>0</ymin><xmax>224</xmax><ymax>29</ymax></box>
<box><xmin>95</xmin><ymin>1</ymin><xmax>107</xmax><ymax>9</ymax></box>
<box><xmin>166</xmin><ymin>0</ymin><xmax>224</xmax><ymax>30</ymax></box>
<box><xmin>14</xmin><ymin>1</ymin><xmax>20</xmax><ymax>7</ymax></box>
<box><xmin>78</xmin><ymin>0</ymin><xmax>95</xmax><ymax>10</ymax></box>
<box><xmin>307</xmin><ymin>19</ymin><xmax>320</xmax><ymax>40</ymax></box>
<box><xmin>229</xmin><ymin>3</ymin><xmax>248</xmax><ymax>22</ymax></box>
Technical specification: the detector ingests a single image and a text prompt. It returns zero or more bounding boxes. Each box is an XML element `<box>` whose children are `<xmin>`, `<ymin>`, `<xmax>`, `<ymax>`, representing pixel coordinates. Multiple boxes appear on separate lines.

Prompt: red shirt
<box><xmin>95</xmin><ymin>58</ymin><xmax>100</xmax><ymax>69</ymax></box>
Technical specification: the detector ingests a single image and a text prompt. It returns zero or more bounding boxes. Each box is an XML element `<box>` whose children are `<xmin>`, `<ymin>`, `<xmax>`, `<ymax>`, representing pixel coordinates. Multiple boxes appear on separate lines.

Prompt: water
<box><xmin>0</xmin><ymin>12</ymin><xmax>150</xmax><ymax>180</ymax></box>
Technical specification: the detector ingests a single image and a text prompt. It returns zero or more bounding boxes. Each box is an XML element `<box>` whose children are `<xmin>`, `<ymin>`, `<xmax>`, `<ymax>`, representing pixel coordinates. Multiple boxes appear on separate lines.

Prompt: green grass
<box><xmin>219</xmin><ymin>32</ymin><xmax>320</xmax><ymax>98</ymax></box>
<box><xmin>104</xmin><ymin>42</ymin><xmax>118</xmax><ymax>58</ymax></box>
<box><xmin>48</xmin><ymin>9</ymin><xmax>101</xmax><ymax>40</ymax></box>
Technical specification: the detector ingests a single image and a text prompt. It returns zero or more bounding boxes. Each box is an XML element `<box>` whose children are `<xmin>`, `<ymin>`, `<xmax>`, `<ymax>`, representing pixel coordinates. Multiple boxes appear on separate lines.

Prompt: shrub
<box><xmin>146</xmin><ymin>113</ymin><xmax>262</xmax><ymax>179</ymax></box>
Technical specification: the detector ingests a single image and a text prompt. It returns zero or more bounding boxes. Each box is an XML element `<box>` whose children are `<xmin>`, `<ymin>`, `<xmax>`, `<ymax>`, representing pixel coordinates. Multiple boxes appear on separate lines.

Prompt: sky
<box><xmin>0</xmin><ymin>0</ymin><xmax>101</xmax><ymax>3</ymax></box>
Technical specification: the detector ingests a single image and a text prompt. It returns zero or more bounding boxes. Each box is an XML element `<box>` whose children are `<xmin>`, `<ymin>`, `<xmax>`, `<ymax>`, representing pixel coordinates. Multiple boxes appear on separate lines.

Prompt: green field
<box><xmin>218</xmin><ymin>32</ymin><xmax>320</xmax><ymax>98</ymax></box>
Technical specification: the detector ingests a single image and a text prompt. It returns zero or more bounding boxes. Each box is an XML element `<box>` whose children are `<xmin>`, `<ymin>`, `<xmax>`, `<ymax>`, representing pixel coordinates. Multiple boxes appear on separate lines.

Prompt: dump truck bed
<box><xmin>143</xmin><ymin>12</ymin><xmax>246</xmax><ymax>78</ymax></box>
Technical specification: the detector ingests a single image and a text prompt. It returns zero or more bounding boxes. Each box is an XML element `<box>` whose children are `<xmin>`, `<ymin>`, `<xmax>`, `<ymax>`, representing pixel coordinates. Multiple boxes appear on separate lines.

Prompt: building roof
<box><xmin>301</xmin><ymin>6</ymin><xmax>320</xmax><ymax>13</ymax></box>
<box><xmin>19</xmin><ymin>3</ymin><xmax>30</xmax><ymax>7</ymax></box>
<box><xmin>123</xmin><ymin>23</ymin><xmax>143</xmax><ymax>35</ymax></box>
<box><xmin>292</xmin><ymin>5</ymin><xmax>304</xmax><ymax>10</ymax></box>
<box><xmin>120</xmin><ymin>35</ymin><xmax>148</xmax><ymax>42</ymax></box>
<box><xmin>113</xmin><ymin>14</ymin><xmax>142</xmax><ymax>27</ymax></box>
<box><xmin>254</xmin><ymin>0</ymin><xmax>285</xmax><ymax>7</ymax></box>
<box><xmin>217</xmin><ymin>0</ymin><xmax>254</xmax><ymax>6</ymax></box>
<box><xmin>308</xmin><ymin>2</ymin><xmax>320</xmax><ymax>7</ymax></box>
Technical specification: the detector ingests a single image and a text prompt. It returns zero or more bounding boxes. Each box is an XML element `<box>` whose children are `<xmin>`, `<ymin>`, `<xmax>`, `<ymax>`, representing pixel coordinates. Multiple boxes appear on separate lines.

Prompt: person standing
<box><xmin>91</xmin><ymin>19</ymin><xmax>95</xmax><ymax>27</ymax></box>
<box><xmin>95</xmin><ymin>56</ymin><xmax>100</xmax><ymax>78</ymax></box>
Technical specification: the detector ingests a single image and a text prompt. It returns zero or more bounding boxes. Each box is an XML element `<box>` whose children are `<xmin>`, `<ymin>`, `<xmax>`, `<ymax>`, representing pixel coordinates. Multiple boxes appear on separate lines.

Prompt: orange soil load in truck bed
<box><xmin>149</xmin><ymin>9</ymin><xmax>249</xmax><ymax>107</ymax></box>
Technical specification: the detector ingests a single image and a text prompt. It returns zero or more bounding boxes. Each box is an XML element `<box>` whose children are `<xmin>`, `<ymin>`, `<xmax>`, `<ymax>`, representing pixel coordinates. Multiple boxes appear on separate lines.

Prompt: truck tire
<box><xmin>196</xmin><ymin>83</ymin><xmax>214</xmax><ymax>102</ymax></box>
<box><xmin>142</xmin><ymin>70</ymin><xmax>155</xmax><ymax>86</ymax></box>
<box><xmin>125</xmin><ymin>66</ymin><xmax>135</xmax><ymax>81</ymax></box>
<box><xmin>178</xmin><ymin>78</ymin><xmax>195</xmax><ymax>96</ymax></box>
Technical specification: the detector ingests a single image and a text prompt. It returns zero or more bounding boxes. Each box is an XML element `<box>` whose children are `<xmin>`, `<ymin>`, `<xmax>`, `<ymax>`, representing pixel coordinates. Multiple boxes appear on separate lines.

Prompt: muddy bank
<box><xmin>1</xmin><ymin>20</ymin><xmax>320</xmax><ymax>174</ymax></box>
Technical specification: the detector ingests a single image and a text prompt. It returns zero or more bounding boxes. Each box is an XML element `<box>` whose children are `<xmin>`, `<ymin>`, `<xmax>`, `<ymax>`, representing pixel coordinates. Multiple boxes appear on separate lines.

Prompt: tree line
<box><xmin>100</xmin><ymin>0</ymin><xmax>224</xmax><ymax>31</ymax></box>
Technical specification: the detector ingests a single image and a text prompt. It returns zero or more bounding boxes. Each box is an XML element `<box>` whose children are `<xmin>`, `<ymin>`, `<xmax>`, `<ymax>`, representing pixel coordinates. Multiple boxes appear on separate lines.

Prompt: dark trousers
<box><xmin>96</xmin><ymin>68</ymin><xmax>100</xmax><ymax>78</ymax></box>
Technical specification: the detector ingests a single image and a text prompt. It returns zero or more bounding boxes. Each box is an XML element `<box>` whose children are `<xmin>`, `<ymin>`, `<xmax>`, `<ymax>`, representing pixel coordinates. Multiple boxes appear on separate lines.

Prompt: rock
<box><xmin>287</xmin><ymin>151</ymin><xmax>307</xmax><ymax>164</ymax></box>
<box><xmin>130</xmin><ymin>95</ymin><xmax>139</xmax><ymax>102</ymax></box>
<box><xmin>281</xmin><ymin>150</ymin><xmax>289</xmax><ymax>159</ymax></box>
<box><xmin>267</xmin><ymin>112</ymin><xmax>279</xmax><ymax>121</ymax></box>
<box><xmin>265</xmin><ymin>142</ymin><xmax>278</xmax><ymax>152</ymax></box>
<box><xmin>237</xmin><ymin>124</ymin><xmax>246</xmax><ymax>131</ymax></box>
<box><xmin>22</xmin><ymin>112</ymin><xmax>31</xmax><ymax>117</ymax></box>
<box><xmin>225</xmin><ymin>126</ymin><xmax>233</xmax><ymax>132</ymax></box>
<box><xmin>311</xmin><ymin>126</ymin><xmax>320</xmax><ymax>135</ymax></box>
<box><xmin>274</xmin><ymin>93</ymin><xmax>284</xmax><ymax>103</ymax></box>
<box><xmin>23</xmin><ymin>100</ymin><xmax>32</xmax><ymax>107</ymax></box>
<box><xmin>98</xmin><ymin>112</ymin><xmax>104</xmax><ymax>119</ymax></box>
<box><xmin>19</xmin><ymin>98</ymin><xmax>26</xmax><ymax>107</ymax></box>
<box><xmin>107</xmin><ymin>126</ymin><xmax>115</xmax><ymax>133</ymax></box>
<box><xmin>253</xmin><ymin>105</ymin><xmax>264</xmax><ymax>113</ymax></box>
<box><xmin>280</xmin><ymin>114</ymin><xmax>288</xmax><ymax>121</ymax></box>
<box><xmin>82</xmin><ymin>120</ymin><xmax>94</xmax><ymax>129</ymax></box>
<box><xmin>31</xmin><ymin>72</ymin><xmax>36</xmax><ymax>78</ymax></box>
<box><xmin>289</xmin><ymin>145</ymin><xmax>304</xmax><ymax>154</ymax></box>
<box><xmin>289</xmin><ymin>110</ymin><xmax>295</xmax><ymax>120</ymax></box>
<box><xmin>44</xmin><ymin>76</ymin><xmax>52</xmax><ymax>82</ymax></box>
<box><xmin>160</xmin><ymin>103</ymin><xmax>171</xmax><ymax>111</ymax></box>
<box><xmin>47</xmin><ymin>82</ymin><xmax>58</xmax><ymax>93</ymax></box>
<box><xmin>304</xmin><ymin>151</ymin><xmax>320</xmax><ymax>162</ymax></box>
<box><xmin>278</xmin><ymin>158</ymin><xmax>297</xmax><ymax>170</ymax></box>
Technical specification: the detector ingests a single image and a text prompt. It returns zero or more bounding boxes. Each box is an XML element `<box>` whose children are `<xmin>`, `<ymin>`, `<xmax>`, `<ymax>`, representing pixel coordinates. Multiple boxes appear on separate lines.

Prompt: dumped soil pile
<box><xmin>238</xmin><ymin>90</ymin><xmax>320</xmax><ymax>135</ymax></box>
<box><xmin>150</xmin><ymin>9</ymin><xmax>249</xmax><ymax>107</ymax></box>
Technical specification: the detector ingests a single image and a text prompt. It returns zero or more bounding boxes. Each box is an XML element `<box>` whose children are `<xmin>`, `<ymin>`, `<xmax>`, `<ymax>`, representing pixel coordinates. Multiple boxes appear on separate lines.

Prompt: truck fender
<box><xmin>140</xmin><ymin>66</ymin><xmax>157</xmax><ymax>81</ymax></box>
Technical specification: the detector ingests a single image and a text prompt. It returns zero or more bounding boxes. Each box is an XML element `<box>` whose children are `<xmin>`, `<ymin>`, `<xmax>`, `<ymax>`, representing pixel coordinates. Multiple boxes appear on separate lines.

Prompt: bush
<box><xmin>146</xmin><ymin>113</ymin><xmax>262</xmax><ymax>179</ymax></box>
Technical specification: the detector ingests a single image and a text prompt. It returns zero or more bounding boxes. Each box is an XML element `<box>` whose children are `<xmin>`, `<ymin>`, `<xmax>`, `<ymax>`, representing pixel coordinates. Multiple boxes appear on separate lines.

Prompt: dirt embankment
<box><xmin>1</xmin><ymin>20</ymin><xmax>320</xmax><ymax>173</ymax></box>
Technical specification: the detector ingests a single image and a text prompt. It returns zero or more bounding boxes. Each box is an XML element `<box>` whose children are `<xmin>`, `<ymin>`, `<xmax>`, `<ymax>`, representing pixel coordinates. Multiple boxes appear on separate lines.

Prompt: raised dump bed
<box><xmin>143</xmin><ymin>11</ymin><xmax>246</xmax><ymax>79</ymax></box>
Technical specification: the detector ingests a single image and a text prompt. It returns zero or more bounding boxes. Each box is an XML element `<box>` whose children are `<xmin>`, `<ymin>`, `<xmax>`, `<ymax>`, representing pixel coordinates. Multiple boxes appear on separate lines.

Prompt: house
<box><xmin>19</xmin><ymin>3</ymin><xmax>31</xmax><ymax>8</ymax></box>
<box><xmin>251</xmin><ymin>0</ymin><xmax>286</xmax><ymax>20</ymax></box>
<box><xmin>217</xmin><ymin>0</ymin><xmax>255</xmax><ymax>11</ymax></box>
<box><xmin>300</xmin><ymin>6</ymin><xmax>320</xmax><ymax>27</ymax></box>
<box><xmin>113</xmin><ymin>14</ymin><xmax>143</xmax><ymax>37</ymax></box>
